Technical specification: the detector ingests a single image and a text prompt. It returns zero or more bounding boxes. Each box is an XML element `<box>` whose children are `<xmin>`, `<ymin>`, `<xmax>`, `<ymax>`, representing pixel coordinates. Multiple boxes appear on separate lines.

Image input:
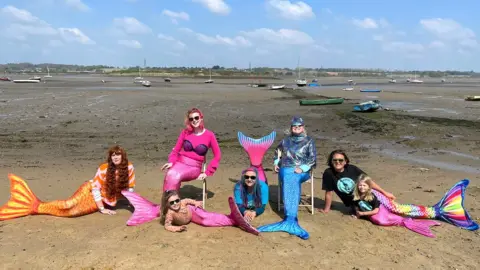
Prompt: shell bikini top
<box><xmin>182</xmin><ymin>140</ymin><xmax>209</xmax><ymax>156</ymax></box>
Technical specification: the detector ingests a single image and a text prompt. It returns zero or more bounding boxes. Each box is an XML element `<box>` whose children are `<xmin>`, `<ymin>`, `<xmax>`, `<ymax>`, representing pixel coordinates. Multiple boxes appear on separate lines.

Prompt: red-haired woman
<box><xmin>161</xmin><ymin>108</ymin><xmax>221</xmax><ymax>191</ymax></box>
<box><xmin>0</xmin><ymin>145</ymin><xmax>136</xmax><ymax>220</ymax></box>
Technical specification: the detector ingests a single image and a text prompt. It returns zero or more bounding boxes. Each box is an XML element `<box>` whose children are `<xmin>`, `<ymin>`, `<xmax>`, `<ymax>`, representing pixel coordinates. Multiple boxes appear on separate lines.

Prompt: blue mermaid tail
<box><xmin>258</xmin><ymin>167</ymin><xmax>310</xmax><ymax>240</ymax></box>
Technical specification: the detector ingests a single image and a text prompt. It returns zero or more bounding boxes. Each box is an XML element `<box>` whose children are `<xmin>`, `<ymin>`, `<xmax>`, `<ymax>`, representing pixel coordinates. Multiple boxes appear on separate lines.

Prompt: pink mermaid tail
<box><xmin>369</xmin><ymin>205</ymin><xmax>441</xmax><ymax>237</ymax></box>
<box><xmin>188</xmin><ymin>197</ymin><xmax>259</xmax><ymax>235</ymax></box>
<box><xmin>163</xmin><ymin>155</ymin><xmax>203</xmax><ymax>192</ymax></box>
<box><xmin>373</xmin><ymin>179</ymin><xmax>479</xmax><ymax>231</ymax></box>
<box><xmin>237</xmin><ymin>131</ymin><xmax>276</xmax><ymax>184</ymax></box>
<box><xmin>121</xmin><ymin>190</ymin><xmax>259</xmax><ymax>235</ymax></box>
<box><xmin>121</xmin><ymin>190</ymin><xmax>161</xmax><ymax>226</ymax></box>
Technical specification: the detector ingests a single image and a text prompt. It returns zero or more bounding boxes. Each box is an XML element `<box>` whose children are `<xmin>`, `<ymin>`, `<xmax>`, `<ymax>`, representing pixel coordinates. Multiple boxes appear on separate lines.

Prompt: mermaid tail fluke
<box><xmin>258</xmin><ymin>216</ymin><xmax>309</xmax><ymax>240</ymax></box>
<box><xmin>237</xmin><ymin>131</ymin><xmax>276</xmax><ymax>183</ymax></box>
<box><xmin>373</xmin><ymin>179</ymin><xmax>478</xmax><ymax>231</ymax></box>
<box><xmin>228</xmin><ymin>197</ymin><xmax>259</xmax><ymax>235</ymax></box>
<box><xmin>402</xmin><ymin>219</ymin><xmax>441</xmax><ymax>238</ymax></box>
<box><xmin>121</xmin><ymin>190</ymin><xmax>160</xmax><ymax>226</ymax></box>
<box><xmin>0</xmin><ymin>174</ymin><xmax>40</xmax><ymax>220</ymax></box>
<box><xmin>433</xmin><ymin>179</ymin><xmax>478</xmax><ymax>231</ymax></box>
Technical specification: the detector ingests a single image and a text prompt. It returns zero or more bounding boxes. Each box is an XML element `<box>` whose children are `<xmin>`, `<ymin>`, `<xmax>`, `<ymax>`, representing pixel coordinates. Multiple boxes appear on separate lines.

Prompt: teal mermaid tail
<box><xmin>258</xmin><ymin>167</ymin><xmax>310</xmax><ymax>239</ymax></box>
<box><xmin>373</xmin><ymin>179</ymin><xmax>478</xmax><ymax>231</ymax></box>
<box><xmin>237</xmin><ymin>131</ymin><xmax>276</xmax><ymax>184</ymax></box>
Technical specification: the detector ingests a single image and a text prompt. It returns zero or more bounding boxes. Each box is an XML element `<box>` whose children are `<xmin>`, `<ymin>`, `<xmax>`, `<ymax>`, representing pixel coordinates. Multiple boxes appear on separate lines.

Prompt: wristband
<box><xmin>99</xmin><ymin>206</ymin><xmax>105</xmax><ymax>211</ymax></box>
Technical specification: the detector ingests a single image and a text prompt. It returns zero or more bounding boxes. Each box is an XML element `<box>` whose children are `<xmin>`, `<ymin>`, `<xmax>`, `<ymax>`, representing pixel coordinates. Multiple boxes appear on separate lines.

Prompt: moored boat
<box><xmin>299</xmin><ymin>98</ymin><xmax>344</xmax><ymax>106</ymax></box>
<box><xmin>465</xmin><ymin>96</ymin><xmax>480</xmax><ymax>101</ymax></box>
<box><xmin>270</xmin><ymin>84</ymin><xmax>285</xmax><ymax>90</ymax></box>
<box><xmin>142</xmin><ymin>80</ymin><xmax>151</xmax><ymax>87</ymax></box>
<box><xmin>0</xmin><ymin>77</ymin><xmax>11</xmax><ymax>81</ymax></box>
<box><xmin>360</xmin><ymin>89</ymin><xmax>382</xmax><ymax>92</ymax></box>
<box><xmin>353</xmin><ymin>100</ymin><xmax>381</xmax><ymax>112</ymax></box>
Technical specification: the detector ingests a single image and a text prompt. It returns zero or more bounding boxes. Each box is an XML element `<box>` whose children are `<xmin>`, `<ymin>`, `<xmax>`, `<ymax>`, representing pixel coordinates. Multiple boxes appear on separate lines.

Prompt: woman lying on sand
<box><xmin>318</xmin><ymin>149</ymin><xmax>395</xmax><ymax>214</ymax></box>
<box><xmin>160</xmin><ymin>190</ymin><xmax>259</xmax><ymax>235</ymax></box>
<box><xmin>0</xmin><ymin>145</ymin><xmax>136</xmax><ymax>220</ymax></box>
<box><xmin>161</xmin><ymin>107</ymin><xmax>221</xmax><ymax>191</ymax></box>
<box><xmin>233</xmin><ymin>167</ymin><xmax>269</xmax><ymax>222</ymax></box>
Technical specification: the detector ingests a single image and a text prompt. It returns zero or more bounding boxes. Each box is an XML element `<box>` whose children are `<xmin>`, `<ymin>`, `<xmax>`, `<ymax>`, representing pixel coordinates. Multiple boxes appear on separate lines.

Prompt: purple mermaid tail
<box><xmin>237</xmin><ymin>131</ymin><xmax>276</xmax><ymax>184</ymax></box>
<box><xmin>369</xmin><ymin>205</ymin><xmax>441</xmax><ymax>237</ymax></box>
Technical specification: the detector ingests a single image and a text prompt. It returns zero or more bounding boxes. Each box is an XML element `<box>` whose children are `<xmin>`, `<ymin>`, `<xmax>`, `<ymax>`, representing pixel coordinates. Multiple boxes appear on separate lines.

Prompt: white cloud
<box><xmin>181</xmin><ymin>28</ymin><xmax>251</xmax><ymax>47</ymax></box>
<box><xmin>118</xmin><ymin>39</ymin><xmax>142</xmax><ymax>49</ymax></box>
<box><xmin>192</xmin><ymin>0</ymin><xmax>230</xmax><ymax>15</ymax></box>
<box><xmin>113</xmin><ymin>17</ymin><xmax>151</xmax><ymax>35</ymax></box>
<box><xmin>1</xmin><ymin>5</ymin><xmax>39</xmax><ymax>23</ymax></box>
<box><xmin>158</xmin><ymin>33</ymin><xmax>187</xmax><ymax>50</ymax></box>
<box><xmin>241</xmin><ymin>28</ymin><xmax>314</xmax><ymax>45</ymax></box>
<box><xmin>162</xmin><ymin>10</ymin><xmax>190</xmax><ymax>24</ymax></box>
<box><xmin>420</xmin><ymin>18</ymin><xmax>478</xmax><ymax>49</ymax></box>
<box><xmin>352</xmin><ymin>18</ymin><xmax>378</xmax><ymax>29</ymax></box>
<box><xmin>382</xmin><ymin>41</ymin><xmax>424</xmax><ymax>53</ymax></box>
<box><xmin>266</xmin><ymin>0</ymin><xmax>315</xmax><ymax>20</ymax></box>
<box><xmin>429</xmin><ymin>40</ymin><xmax>446</xmax><ymax>49</ymax></box>
<box><xmin>59</xmin><ymin>28</ymin><xmax>95</xmax><ymax>44</ymax></box>
<box><xmin>65</xmin><ymin>0</ymin><xmax>90</xmax><ymax>12</ymax></box>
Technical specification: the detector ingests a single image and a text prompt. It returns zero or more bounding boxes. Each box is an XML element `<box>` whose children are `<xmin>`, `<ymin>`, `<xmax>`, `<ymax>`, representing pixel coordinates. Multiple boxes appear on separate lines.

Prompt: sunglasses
<box><xmin>292</xmin><ymin>125</ymin><xmax>303</xmax><ymax>128</ymax></box>
<box><xmin>333</xmin><ymin>159</ymin><xmax>345</xmax><ymax>163</ymax></box>
<box><xmin>189</xmin><ymin>116</ymin><xmax>200</xmax><ymax>122</ymax></box>
<box><xmin>169</xmin><ymin>198</ymin><xmax>180</xmax><ymax>205</ymax></box>
<box><xmin>244</xmin><ymin>175</ymin><xmax>256</xmax><ymax>180</ymax></box>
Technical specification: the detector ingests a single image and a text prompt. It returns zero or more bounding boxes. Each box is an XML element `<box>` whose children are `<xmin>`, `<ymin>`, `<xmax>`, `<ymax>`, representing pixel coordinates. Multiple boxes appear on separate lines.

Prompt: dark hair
<box><xmin>160</xmin><ymin>190</ymin><xmax>180</xmax><ymax>225</ymax></box>
<box><xmin>239</xmin><ymin>168</ymin><xmax>262</xmax><ymax>208</ymax></box>
<box><xmin>105</xmin><ymin>145</ymin><xmax>129</xmax><ymax>200</ymax></box>
<box><xmin>327</xmin><ymin>149</ymin><xmax>350</xmax><ymax>170</ymax></box>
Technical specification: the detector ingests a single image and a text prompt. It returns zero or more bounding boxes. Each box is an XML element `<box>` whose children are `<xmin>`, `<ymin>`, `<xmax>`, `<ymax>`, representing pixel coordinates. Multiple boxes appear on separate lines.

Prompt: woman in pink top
<box><xmin>161</xmin><ymin>108</ymin><xmax>221</xmax><ymax>191</ymax></box>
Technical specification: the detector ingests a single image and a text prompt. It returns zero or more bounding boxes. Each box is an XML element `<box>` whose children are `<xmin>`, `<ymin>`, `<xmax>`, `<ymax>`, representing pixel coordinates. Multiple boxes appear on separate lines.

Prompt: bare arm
<box><xmin>322</xmin><ymin>191</ymin><xmax>333</xmax><ymax>212</ymax></box>
<box><xmin>164</xmin><ymin>212</ymin><xmax>187</xmax><ymax>232</ymax></box>
<box><xmin>357</xmin><ymin>207</ymin><xmax>380</xmax><ymax>217</ymax></box>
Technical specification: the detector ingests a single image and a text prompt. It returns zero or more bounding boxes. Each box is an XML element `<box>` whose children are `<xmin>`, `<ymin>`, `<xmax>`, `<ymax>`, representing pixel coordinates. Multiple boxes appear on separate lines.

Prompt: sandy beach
<box><xmin>0</xmin><ymin>75</ymin><xmax>479</xmax><ymax>270</ymax></box>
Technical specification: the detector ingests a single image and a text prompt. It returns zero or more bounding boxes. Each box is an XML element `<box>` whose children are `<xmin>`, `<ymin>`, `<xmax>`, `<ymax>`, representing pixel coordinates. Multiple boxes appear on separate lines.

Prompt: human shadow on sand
<box><xmin>180</xmin><ymin>184</ymin><xmax>215</xmax><ymax>201</ymax></box>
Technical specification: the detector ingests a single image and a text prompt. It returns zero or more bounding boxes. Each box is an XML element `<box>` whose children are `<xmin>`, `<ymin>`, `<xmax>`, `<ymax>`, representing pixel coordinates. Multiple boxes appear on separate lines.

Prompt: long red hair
<box><xmin>184</xmin><ymin>107</ymin><xmax>204</xmax><ymax>132</ymax></box>
<box><xmin>105</xmin><ymin>145</ymin><xmax>129</xmax><ymax>200</ymax></box>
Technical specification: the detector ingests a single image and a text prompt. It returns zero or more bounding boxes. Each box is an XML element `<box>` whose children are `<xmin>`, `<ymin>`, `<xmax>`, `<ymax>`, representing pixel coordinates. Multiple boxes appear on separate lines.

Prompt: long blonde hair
<box><xmin>353</xmin><ymin>174</ymin><xmax>375</xmax><ymax>201</ymax></box>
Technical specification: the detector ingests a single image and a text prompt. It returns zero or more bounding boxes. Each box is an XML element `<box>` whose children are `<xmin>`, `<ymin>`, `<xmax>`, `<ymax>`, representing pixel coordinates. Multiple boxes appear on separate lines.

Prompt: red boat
<box><xmin>0</xmin><ymin>77</ymin><xmax>11</xmax><ymax>81</ymax></box>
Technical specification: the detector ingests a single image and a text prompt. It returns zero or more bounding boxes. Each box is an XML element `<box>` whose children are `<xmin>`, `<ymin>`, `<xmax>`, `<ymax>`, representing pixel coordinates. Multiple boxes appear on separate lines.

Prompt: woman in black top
<box><xmin>318</xmin><ymin>149</ymin><xmax>395</xmax><ymax>213</ymax></box>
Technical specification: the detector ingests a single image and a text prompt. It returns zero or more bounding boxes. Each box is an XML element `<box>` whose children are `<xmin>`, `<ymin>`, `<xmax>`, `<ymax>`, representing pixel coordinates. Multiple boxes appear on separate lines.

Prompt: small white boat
<box><xmin>164</xmin><ymin>78</ymin><xmax>171</xmax><ymax>82</ymax></box>
<box><xmin>29</xmin><ymin>76</ymin><xmax>42</xmax><ymax>81</ymax></box>
<box><xmin>343</xmin><ymin>87</ymin><xmax>354</xmax><ymax>91</ymax></box>
<box><xmin>295</xmin><ymin>79</ymin><xmax>307</xmax><ymax>87</ymax></box>
<box><xmin>389</xmin><ymin>79</ymin><xmax>396</xmax><ymax>83</ymax></box>
<box><xmin>270</xmin><ymin>84</ymin><xmax>285</xmax><ymax>90</ymax></box>
<box><xmin>348</xmin><ymin>79</ymin><xmax>354</xmax><ymax>85</ymax></box>
<box><xmin>411</xmin><ymin>79</ymin><xmax>423</xmax><ymax>84</ymax></box>
<box><xmin>465</xmin><ymin>95</ymin><xmax>480</xmax><ymax>101</ymax></box>
<box><xmin>204</xmin><ymin>79</ymin><xmax>214</xmax><ymax>83</ymax></box>
<box><xmin>142</xmin><ymin>80</ymin><xmax>151</xmax><ymax>87</ymax></box>
<box><xmin>13</xmin><ymin>79</ymin><xmax>40</xmax><ymax>83</ymax></box>
<box><xmin>44</xmin><ymin>66</ymin><xmax>52</xmax><ymax>78</ymax></box>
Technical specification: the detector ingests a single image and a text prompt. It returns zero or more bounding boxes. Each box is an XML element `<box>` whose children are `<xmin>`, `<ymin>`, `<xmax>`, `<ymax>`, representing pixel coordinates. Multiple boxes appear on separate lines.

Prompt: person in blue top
<box><xmin>258</xmin><ymin>116</ymin><xmax>317</xmax><ymax>240</ymax></box>
<box><xmin>234</xmin><ymin>167</ymin><xmax>269</xmax><ymax>222</ymax></box>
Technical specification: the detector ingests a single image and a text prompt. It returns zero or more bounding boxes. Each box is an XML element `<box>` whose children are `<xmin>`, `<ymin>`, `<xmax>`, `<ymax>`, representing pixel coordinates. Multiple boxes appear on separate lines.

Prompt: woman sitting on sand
<box><xmin>160</xmin><ymin>190</ymin><xmax>259</xmax><ymax>235</ymax></box>
<box><xmin>257</xmin><ymin>116</ymin><xmax>316</xmax><ymax>240</ymax></box>
<box><xmin>233</xmin><ymin>167</ymin><xmax>269</xmax><ymax>222</ymax></box>
<box><xmin>0</xmin><ymin>145</ymin><xmax>136</xmax><ymax>220</ymax></box>
<box><xmin>318</xmin><ymin>149</ymin><xmax>395</xmax><ymax>214</ymax></box>
<box><xmin>161</xmin><ymin>108</ymin><xmax>221</xmax><ymax>191</ymax></box>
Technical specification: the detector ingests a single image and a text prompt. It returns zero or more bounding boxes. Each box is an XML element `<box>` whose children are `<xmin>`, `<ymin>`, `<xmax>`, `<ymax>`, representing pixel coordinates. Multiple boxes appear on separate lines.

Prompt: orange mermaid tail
<box><xmin>0</xmin><ymin>173</ymin><xmax>98</xmax><ymax>220</ymax></box>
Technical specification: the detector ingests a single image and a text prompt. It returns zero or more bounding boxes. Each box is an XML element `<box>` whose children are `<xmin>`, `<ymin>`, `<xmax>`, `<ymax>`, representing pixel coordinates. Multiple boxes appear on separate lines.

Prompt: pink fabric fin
<box><xmin>228</xmin><ymin>197</ymin><xmax>260</xmax><ymax>236</ymax></box>
<box><xmin>237</xmin><ymin>131</ymin><xmax>276</xmax><ymax>183</ymax></box>
<box><xmin>402</xmin><ymin>219</ymin><xmax>441</xmax><ymax>238</ymax></box>
<box><xmin>121</xmin><ymin>190</ymin><xmax>161</xmax><ymax>226</ymax></box>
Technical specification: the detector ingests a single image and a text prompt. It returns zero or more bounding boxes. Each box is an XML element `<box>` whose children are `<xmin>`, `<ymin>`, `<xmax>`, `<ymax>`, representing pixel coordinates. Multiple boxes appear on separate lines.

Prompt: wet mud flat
<box><xmin>0</xmin><ymin>77</ymin><xmax>479</xmax><ymax>269</ymax></box>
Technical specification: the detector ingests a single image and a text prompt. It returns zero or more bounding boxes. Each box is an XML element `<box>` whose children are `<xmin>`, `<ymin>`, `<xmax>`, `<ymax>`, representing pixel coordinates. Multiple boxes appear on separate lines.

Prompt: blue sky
<box><xmin>1</xmin><ymin>0</ymin><xmax>479</xmax><ymax>70</ymax></box>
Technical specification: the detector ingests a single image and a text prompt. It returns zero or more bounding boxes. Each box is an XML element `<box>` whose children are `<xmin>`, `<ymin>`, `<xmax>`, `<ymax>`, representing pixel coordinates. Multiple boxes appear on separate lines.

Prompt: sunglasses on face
<box><xmin>189</xmin><ymin>116</ymin><xmax>200</xmax><ymax>122</ymax></box>
<box><xmin>169</xmin><ymin>198</ymin><xmax>180</xmax><ymax>205</ymax></box>
<box><xmin>292</xmin><ymin>125</ymin><xmax>303</xmax><ymax>128</ymax></box>
<box><xmin>333</xmin><ymin>159</ymin><xmax>345</xmax><ymax>163</ymax></box>
<box><xmin>244</xmin><ymin>175</ymin><xmax>256</xmax><ymax>180</ymax></box>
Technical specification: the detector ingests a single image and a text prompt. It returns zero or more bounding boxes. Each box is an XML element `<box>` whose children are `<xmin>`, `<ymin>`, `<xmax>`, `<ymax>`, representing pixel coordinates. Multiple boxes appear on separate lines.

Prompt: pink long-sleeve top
<box><xmin>168</xmin><ymin>129</ymin><xmax>221</xmax><ymax>176</ymax></box>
